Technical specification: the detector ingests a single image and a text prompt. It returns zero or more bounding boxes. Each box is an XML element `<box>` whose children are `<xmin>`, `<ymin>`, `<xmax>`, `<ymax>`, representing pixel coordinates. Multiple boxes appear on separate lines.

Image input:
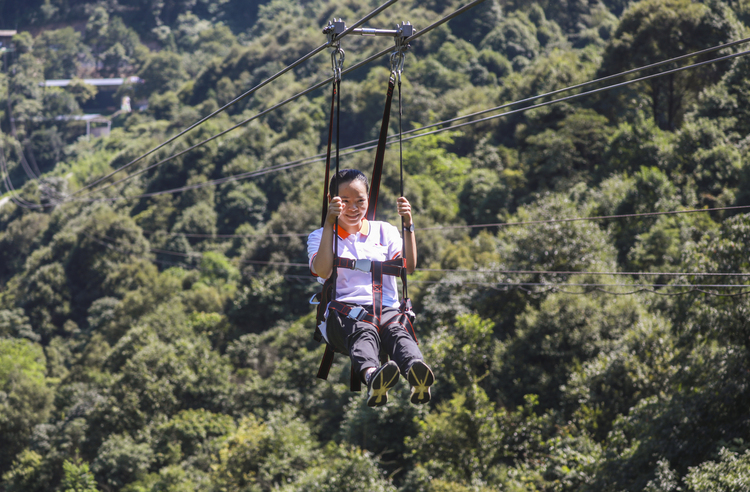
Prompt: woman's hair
<box><xmin>329</xmin><ymin>169</ymin><xmax>369</xmax><ymax>197</ymax></box>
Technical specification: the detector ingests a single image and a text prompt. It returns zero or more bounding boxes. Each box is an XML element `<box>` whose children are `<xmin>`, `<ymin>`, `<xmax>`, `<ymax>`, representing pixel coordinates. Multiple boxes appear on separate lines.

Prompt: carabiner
<box><xmin>390</xmin><ymin>22</ymin><xmax>412</xmax><ymax>82</ymax></box>
<box><xmin>331</xmin><ymin>46</ymin><xmax>345</xmax><ymax>82</ymax></box>
<box><xmin>324</xmin><ymin>18</ymin><xmax>347</xmax><ymax>82</ymax></box>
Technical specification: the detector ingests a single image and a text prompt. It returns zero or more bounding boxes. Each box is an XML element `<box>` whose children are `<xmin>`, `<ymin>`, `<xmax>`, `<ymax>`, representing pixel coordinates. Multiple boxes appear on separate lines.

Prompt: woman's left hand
<box><xmin>397</xmin><ymin>197</ymin><xmax>412</xmax><ymax>226</ymax></box>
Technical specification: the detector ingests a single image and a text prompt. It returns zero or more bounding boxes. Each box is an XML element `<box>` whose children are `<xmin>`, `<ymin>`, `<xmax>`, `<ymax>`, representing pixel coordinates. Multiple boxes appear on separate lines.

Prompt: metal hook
<box><xmin>331</xmin><ymin>46</ymin><xmax>345</xmax><ymax>82</ymax></box>
<box><xmin>324</xmin><ymin>18</ymin><xmax>347</xmax><ymax>81</ymax></box>
<box><xmin>390</xmin><ymin>21</ymin><xmax>413</xmax><ymax>80</ymax></box>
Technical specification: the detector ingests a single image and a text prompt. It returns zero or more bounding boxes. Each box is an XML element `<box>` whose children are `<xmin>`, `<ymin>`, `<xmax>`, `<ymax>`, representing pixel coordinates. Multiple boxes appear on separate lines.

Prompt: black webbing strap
<box><xmin>316</xmin><ymin>77</ymin><xmax>341</xmax><ymax>383</ymax></box>
<box><xmin>320</xmin><ymin>82</ymin><xmax>336</xmax><ymax>228</ymax></box>
<box><xmin>366</xmin><ymin>74</ymin><xmax>396</xmax><ymax>221</ymax></box>
<box><xmin>397</xmin><ymin>75</ymin><xmax>410</xmax><ymax>303</ymax></box>
<box><xmin>332</xmin><ymin>77</ymin><xmax>341</xmax><ymax>301</ymax></box>
<box><xmin>317</xmin><ymin>345</ymin><xmax>335</xmax><ymax>380</ymax></box>
<box><xmin>372</xmin><ymin>261</ymin><xmax>384</xmax><ymax>322</ymax></box>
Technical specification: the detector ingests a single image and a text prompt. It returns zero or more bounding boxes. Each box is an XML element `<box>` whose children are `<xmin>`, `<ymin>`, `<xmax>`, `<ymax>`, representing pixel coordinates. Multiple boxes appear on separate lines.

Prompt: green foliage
<box><xmin>1</xmin><ymin>449</ymin><xmax>46</xmax><ymax>492</ymax></box>
<box><xmin>2</xmin><ymin>1</ymin><xmax>750</xmax><ymax>490</ymax></box>
<box><xmin>210</xmin><ymin>408</ymin><xmax>317</xmax><ymax>491</ymax></box>
<box><xmin>523</xmin><ymin>108</ymin><xmax>614</xmax><ymax>189</ymax></box>
<box><xmin>598</xmin><ymin>0</ymin><xmax>741</xmax><ymax>129</ymax></box>
<box><xmin>32</xmin><ymin>27</ymin><xmax>85</xmax><ymax>79</ymax></box>
<box><xmin>499</xmin><ymin>290</ymin><xmax>647</xmax><ymax>409</ymax></box>
<box><xmin>285</xmin><ymin>442</ymin><xmax>396</xmax><ymax>492</ymax></box>
<box><xmin>684</xmin><ymin>448</ymin><xmax>750</xmax><ymax>491</ymax></box>
<box><xmin>0</xmin><ymin>339</ymin><xmax>53</xmax><ymax>473</ymax></box>
<box><xmin>61</xmin><ymin>457</ymin><xmax>99</xmax><ymax>492</ymax></box>
<box><xmin>91</xmin><ymin>433</ymin><xmax>153</xmax><ymax>489</ymax></box>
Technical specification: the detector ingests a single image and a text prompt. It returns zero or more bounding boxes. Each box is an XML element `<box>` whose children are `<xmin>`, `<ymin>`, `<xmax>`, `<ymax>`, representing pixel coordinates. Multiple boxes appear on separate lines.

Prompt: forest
<box><xmin>2</xmin><ymin>0</ymin><xmax>750</xmax><ymax>490</ymax></box>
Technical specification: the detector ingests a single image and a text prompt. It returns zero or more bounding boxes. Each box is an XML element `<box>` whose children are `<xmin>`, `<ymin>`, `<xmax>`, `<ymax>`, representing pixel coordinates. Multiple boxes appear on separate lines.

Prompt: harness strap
<box><xmin>372</xmin><ymin>261</ymin><xmax>384</xmax><ymax>322</ymax></box>
<box><xmin>317</xmin><ymin>344</ymin><xmax>335</xmax><ymax>379</ymax></box>
<box><xmin>366</xmin><ymin>74</ymin><xmax>396</xmax><ymax>221</ymax></box>
<box><xmin>329</xmin><ymin>300</ymin><xmax>378</xmax><ymax>325</ymax></box>
<box><xmin>320</xmin><ymin>82</ymin><xmax>336</xmax><ymax>227</ymax></box>
<box><xmin>333</xmin><ymin>257</ymin><xmax>405</xmax><ymax>277</ymax></box>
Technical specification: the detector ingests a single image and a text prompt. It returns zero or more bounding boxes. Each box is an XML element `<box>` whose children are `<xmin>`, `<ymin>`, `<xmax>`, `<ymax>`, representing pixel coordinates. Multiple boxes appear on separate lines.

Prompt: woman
<box><xmin>308</xmin><ymin>169</ymin><xmax>434</xmax><ymax>407</ymax></box>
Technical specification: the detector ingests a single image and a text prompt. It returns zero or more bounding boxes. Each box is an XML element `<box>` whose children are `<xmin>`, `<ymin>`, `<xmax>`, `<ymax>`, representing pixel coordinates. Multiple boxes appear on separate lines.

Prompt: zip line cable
<box><xmin>276</xmin><ymin>33</ymin><xmax>750</xmax><ymax>156</ymax></box>
<box><xmin>70</xmin><ymin>43</ymin><xmax>750</xmax><ymax>207</ymax></box>
<box><xmin>401</xmin><ymin>47</ymin><xmax>750</xmax><ymax>141</ymax></box>
<box><xmin>381</xmin><ymin>34</ymin><xmax>750</xmax><ymax>142</ymax></box>
<box><xmin>420</xmin><ymin>203</ymin><xmax>750</xmax><ymax>231</ymax></box>
<box><xmin>70</xmin><ymin>0</ymin><xmax>489</xmax><ymax>202</ymax></box>
<box><xmin>67</xmin><ymin>0</ymin><xmax>402</xmax><ymax>199</ymax></box>
<box><xmin>11</xmin><ymin>8</ymin><xmax>749</xmax><ymax>209</ymax></box>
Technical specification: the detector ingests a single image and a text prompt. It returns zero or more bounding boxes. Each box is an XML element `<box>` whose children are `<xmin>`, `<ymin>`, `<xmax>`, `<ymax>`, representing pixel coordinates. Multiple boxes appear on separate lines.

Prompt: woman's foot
<box><xmin>407</xmin><ymin>361</ymin><xmax>434</xmax><ymax>404</ymax></box>
<box><xmin>366</xmin><ymin>361</ymin><xmax>400</xmax><ymax>407</ymax></box>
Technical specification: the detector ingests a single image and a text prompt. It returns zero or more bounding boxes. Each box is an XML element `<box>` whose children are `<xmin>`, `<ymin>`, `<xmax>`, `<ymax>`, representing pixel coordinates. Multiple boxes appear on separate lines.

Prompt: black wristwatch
<box><xmin>405</xmin><ymin>223</ymin><xmax>415</xmax><ymax>233</ymax></box>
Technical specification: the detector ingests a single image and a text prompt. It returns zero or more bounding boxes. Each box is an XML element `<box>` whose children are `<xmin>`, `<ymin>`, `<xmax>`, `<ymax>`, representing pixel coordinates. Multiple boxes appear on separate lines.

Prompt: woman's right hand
<box><xmin>327</xmin><ymin>196</ymin><xmax>343</xmax><ymax>224</ymax></box>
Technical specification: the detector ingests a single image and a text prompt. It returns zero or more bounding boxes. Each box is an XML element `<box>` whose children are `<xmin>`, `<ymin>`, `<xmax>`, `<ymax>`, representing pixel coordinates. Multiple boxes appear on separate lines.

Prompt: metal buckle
<box><xmin>347</xmin><ymin>306</ymin><xmax>367</xmax><ymax>321</ymax></box>
<box><xmin>354</xmin><ymin>259</ymin><xmax>372</xmax><ymax>273</ymax></box>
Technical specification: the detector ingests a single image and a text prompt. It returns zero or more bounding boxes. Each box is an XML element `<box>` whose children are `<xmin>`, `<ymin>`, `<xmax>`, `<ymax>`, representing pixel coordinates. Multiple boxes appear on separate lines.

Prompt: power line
<box><xmin>141</xmin><ymin>230</ymin><xmax>308</xmax><ymax>238</ymax></box>
<box><xmin>68</xmin><ymin>0</ymin><xmax>402</xmax><ymax>199</ymax></box>
<box><xmin>382</xmin><ymin>34</ymin><xmax>750</xmax><ymax>141</ymax></box>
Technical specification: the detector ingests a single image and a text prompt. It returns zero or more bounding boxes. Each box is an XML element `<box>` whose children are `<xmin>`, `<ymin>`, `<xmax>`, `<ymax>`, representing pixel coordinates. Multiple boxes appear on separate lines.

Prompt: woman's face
<box><xmin>337</xmin><ymin>179</ymin><xmax>368</xmax><ymax>232</ymax></box>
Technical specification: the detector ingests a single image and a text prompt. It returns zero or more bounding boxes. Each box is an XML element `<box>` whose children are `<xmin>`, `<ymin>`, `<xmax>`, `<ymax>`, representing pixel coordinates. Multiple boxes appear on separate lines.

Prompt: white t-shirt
<box><xmin>307</xmin><ymin>219</ymin><xmax>403</xmax><ymax>308</ymax></box>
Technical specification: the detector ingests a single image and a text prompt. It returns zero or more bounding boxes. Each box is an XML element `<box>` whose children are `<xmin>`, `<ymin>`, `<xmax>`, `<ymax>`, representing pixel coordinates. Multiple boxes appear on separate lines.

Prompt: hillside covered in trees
<box><xmin>3</xmin><ymin>0</ymin><xmax>750</xmax><ymax>490</ymax></box>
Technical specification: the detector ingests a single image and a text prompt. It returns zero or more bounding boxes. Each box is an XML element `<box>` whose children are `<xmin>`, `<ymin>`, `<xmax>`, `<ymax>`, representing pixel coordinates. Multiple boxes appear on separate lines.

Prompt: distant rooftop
<box><xmin>41</xmin><ymin>76</ymin><xmax>142</xmax><ymax>87</ymax></box>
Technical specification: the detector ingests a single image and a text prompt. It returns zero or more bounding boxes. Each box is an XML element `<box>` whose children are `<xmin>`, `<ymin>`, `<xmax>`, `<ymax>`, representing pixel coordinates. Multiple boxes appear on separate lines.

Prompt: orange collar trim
<box><xmin>337</xmin><ymin>219</ymin><xmax>369</xmax><ymax>240</ymax></box>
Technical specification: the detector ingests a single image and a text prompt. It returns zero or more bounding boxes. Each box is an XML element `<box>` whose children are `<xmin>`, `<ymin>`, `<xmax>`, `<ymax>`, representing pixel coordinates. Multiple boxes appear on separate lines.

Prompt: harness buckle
<box><xmin>354</xmin><ymin>259</ymin><xmax>372</xmax><ymax>273</ymax></box>
<box><xmin>347</xmin><ymin>306</ymin><xmax>367</xmax><ymax>321</ymax></box>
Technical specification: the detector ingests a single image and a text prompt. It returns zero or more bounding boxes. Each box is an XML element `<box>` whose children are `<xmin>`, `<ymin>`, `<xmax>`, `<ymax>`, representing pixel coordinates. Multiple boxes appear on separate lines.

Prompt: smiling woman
<box><xmin>308</xmin><ymin>169</ymin><xmax>433</xmax><ymax>408</ymax></box>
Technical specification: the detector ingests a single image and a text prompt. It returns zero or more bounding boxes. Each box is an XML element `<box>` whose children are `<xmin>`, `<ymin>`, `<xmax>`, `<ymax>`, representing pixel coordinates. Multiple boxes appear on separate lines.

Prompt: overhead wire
<box><xmin>67</xmin><ymin>42</ymin><xmax>750</xmax><ymax>207</ymax></box>
<box><xmin>281</xmin><ymin>274</ymin><xmax>750</xmax><ymax>297</ymax></box>
<box><xmin>141</xmin><ymin>201</ymin><xmax>750</xmax><ymax>241</ymax></box>
<box><xmin>418</xmin><ymin>203</ymin><xmax>750</xmax><ymax>231</ymax></box>
<box><xmin>378</xmin><ymin>34</ymin><xmax>750</xmax><ymax>142</ymax></box>
<box><xmin>65</xmin><ymin>0</ymin><xmax>492</xmax><ymax>203</ymax></box>
<box><xmin>130</xmin><ymin>245</ymin><xmax>750</xmax><ymax>282</ymax></box>
<box><xmin>400</xmin><ymin>46</ymin><xmax>750</xmax><ymax>141</ymax></box>
<box><xmin>68</xmin><ymin>0</ymin><xmax>403</xmax><ymax>199</ymax></box>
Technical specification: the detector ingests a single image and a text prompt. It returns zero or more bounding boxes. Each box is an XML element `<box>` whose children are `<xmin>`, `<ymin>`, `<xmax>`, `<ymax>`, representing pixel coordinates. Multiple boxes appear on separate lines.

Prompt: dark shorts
<box><xmin>327</xmin><ymin>304</ymin><xmax>423</xmax><ymax>380</ymax></box>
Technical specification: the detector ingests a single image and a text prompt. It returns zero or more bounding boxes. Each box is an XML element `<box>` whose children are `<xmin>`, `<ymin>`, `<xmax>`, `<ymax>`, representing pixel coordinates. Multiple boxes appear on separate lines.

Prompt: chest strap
<box><xmin>333</xmin><ymin>257</ymin><xmax>405</xmax><ymax>321</ymax></box>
